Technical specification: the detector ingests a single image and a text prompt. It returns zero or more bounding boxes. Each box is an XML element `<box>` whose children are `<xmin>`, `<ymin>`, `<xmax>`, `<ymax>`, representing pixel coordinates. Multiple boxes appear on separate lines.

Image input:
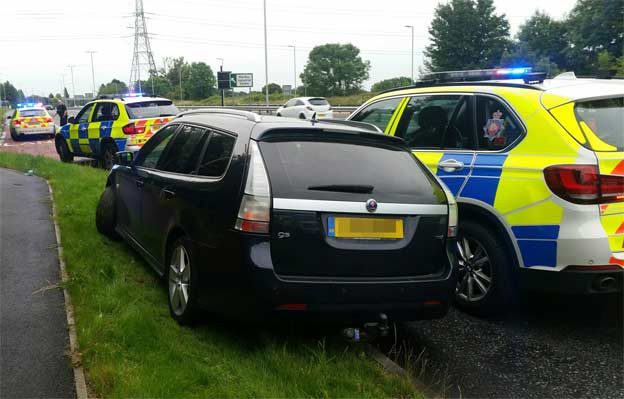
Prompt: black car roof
<box><xmin>173</xmin><ymin>110</ymin><xmax>406</xmax><ymax>147</ymax></box>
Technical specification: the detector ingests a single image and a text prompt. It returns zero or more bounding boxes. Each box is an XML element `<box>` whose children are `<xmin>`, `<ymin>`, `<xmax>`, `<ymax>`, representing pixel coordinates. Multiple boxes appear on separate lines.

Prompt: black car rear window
<box><xmin>308</xmin><ymin>98</ymin><xmax>328</xmax><ymax>106</ymax></box>
<box><xmin>259</xmin><ymin>140</ymin><xmax>444</xmax><ymax>203</ymax></box>
<box><xmin>125</xmin><ymin>100</ymin><xmax>179</xmax><ymax>119</ymax></box>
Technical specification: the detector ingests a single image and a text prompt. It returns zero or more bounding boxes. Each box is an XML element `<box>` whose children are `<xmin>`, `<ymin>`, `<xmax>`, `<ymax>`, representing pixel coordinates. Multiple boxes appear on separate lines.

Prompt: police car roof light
<box><xmin>421</xmin><ymin>67</ymin><xmax>541</xmax><ymax>84</ymax></box>
<box><xmin>17</xmin><ymin>102</ymin><xmax>37</xmax><ymax>109</ymax></box>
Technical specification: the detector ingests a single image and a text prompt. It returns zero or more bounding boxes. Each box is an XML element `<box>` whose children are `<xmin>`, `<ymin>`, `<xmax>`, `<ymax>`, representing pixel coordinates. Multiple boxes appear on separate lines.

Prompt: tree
<box><xmin>97</xmin><ymin>79</ymin><xmax>128</xmax><ymax>95</ymax></box>
<box><xmin>184</xmin><ymin>62</ymin><xmax>216</xmax><ymax>100</ymax></box>
<box><xmin>371</xmin><ymin>77</ymin><xmax>413</xmax><ymax>92</ymax></box>
<box><xmin>2</xmin><ymin>81</ymin><xmax>19</xmax><ymax>105</ymax></box>
<box><xmin>566</xmin><ymin>0</ymin><xmax>624</xmax><ymax>74</ymax></box>
<box><xmin>425</xmin><ymin>0</ymin><xmax>511</xmax><ymax>71</ymax></box>
<box><xmin>261</xmin><ymin>83</ymin><xmax>282</xmax><ymax>94</ymax></box>
<box><xmin>514</xmin><ymin>11</ymin><xmax>568</xmax><ymax>70</ymax></box>
<box><xmin>300</xmin><ymin>43</ymin><xmax>370</xmax><ymax>96</ymax></box>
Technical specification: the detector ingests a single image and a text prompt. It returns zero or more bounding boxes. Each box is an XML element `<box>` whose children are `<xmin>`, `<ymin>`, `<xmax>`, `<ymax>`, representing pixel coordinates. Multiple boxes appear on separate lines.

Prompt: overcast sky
<box><xmin>0</xmin><ymin>0</ymin><xmax>577</xmax><ymax>97</ymax></box>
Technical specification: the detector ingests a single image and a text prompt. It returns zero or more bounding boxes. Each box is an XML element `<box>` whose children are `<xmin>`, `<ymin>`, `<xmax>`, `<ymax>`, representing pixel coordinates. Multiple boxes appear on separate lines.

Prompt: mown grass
<box><xmin>0</xmin><ymin>152</ymin><xmax>420</xmax><ymax>398</ymax></box>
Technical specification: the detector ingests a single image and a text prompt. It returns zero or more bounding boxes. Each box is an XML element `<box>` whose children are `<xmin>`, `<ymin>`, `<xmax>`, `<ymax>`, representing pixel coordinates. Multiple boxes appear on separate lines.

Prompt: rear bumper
<box><xmin>14</xmin><ymin>127</ymin><xmax>55</xmax><ymax>135</ymax></box>
<box><xmin>239</xmin><ymin>237</ymin><xmax>457</xmax><ymax>323</ymax></box>
<box><xmin>519</xmin><ymin>266</ymin><xmax>623</xmax><ymax>294</ymax></box>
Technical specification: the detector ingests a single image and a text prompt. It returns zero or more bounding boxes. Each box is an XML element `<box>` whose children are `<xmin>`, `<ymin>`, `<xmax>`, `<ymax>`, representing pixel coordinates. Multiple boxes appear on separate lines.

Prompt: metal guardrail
<box><xmin>67</xmin><ymin>104</ymin><xmax>359</xmax><ymax>116</ymax></box>
<box><xmin>177</xmin><ymin>105</ymin><xmax>358</xmax><ymax>116</ymax></box>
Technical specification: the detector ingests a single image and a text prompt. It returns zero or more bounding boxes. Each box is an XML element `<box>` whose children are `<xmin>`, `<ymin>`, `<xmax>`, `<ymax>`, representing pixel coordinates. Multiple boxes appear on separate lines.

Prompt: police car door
<box><xmin>394</xmin><ymin>94</ymin><xmax>476</xmax><ymax>197</ymax></box>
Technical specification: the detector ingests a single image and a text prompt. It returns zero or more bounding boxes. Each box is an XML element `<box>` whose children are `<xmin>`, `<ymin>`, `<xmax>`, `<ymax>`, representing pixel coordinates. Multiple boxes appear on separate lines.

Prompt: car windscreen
<box><xmin>18</xmin><ymin>109</ymin><xmax>46</xmax><ymax>117</ymax></box>
<box><xmin>308</xmin><ymin>98</ymin><xmax>328</xmax><ymax>106</ymax></box>
<box><xmin>125</xmin><ymin>100</ymin><xmax>179</xmax><ymax>119</ymax></box>
<box><xmin>258</xmin><ymin>139</ymin><xmax>445</xmax><ymax>204</ymax></box>
<box><xmin>574</xmin><ymin>97</ymin><xmax>623</xmax><ymax>151</ymax></box>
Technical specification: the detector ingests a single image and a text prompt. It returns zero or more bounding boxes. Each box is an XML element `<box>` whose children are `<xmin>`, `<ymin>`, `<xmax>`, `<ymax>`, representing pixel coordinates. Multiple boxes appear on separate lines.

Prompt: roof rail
<box><xmin>317</xmin><ymin>119</ymin><xmax>382</xmax><ymax>133</ymax></box>
<box><xmin>177</xmin><ymin>108</ymin><xmax>262</xmax><ymax>122</ymax></box>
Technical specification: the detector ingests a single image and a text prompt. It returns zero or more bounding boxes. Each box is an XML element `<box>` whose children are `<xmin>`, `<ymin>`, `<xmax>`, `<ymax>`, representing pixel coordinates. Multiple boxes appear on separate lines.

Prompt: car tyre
<box><xmin>454</xmin><ymin>220</ymin><xmax>516</xmax><ymax>317</ymax></box>
<box><xmin>299</xmin><ymin>113</ymin><xmax>306</xmax><ymax>119</ymax></box>
<box><xmin>55</xmin><ymin>137</ymin><xmax>74</xmax><ymax>163</ymax></box>
<box><xmin>10</xmin><ymin>128</ymin><xmax>20</xmax><ymax>141</ymax></box>
<box><xmin>100</xmin><ymin>141</ymin><xmax>117</xmax><ymax>170</ymax></box>
<box><xmin>276</xmin><ymin>113</ymin><xmax>281</xmax><ymax>117</ymax></box>
<box><xmin>166</xmin><ymin>238</ymin><xmax>199</xmax><ymax>325</ymax></box>
<box><xmin>95</xmin><ymin>186</ymin><xmax>122</xmax><ymax>241</ymax></box>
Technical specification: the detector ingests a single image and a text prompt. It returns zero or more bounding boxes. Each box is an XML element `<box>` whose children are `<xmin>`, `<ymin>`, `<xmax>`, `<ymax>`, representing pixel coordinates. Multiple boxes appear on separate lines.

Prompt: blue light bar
<box><xmin>125</xmin><ymin>92</ymin><xmax>144</xmax><ymax>97</ymax></box>
<box><xmin>17</xmin><ymin>102</ymin><xmax>37</xmax><ymax>109</ymax></box>
<box><xmin>422</xmin><ymin>67</ymin><xmax>540</xmax><ymax>83</ymax></box>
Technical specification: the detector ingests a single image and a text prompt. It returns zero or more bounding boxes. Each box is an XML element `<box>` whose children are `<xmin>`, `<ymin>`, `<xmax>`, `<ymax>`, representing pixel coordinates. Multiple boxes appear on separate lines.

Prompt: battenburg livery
<box><xmin>55</xmin><ymin>95</ymin><xmax>178</xmax><ymax>168</ymax></box>
<box><xmin>349</xmin><ymin>68</ymin><xmax>624</xmax><ymax>315</ymax></box>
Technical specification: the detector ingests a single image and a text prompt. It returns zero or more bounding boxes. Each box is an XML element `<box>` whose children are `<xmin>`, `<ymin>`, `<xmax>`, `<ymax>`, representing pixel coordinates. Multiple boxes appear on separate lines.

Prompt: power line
<box><xmin>129</xmin><ymin>0</ymin><xmax>157</xmax><ymax>92</ymax></box>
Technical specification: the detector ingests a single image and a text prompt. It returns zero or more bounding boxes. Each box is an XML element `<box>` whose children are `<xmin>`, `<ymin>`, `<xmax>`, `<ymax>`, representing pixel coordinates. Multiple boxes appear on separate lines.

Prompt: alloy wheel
<box><xmin>456</xmin><ymin>236</ymin><xmax>492</xmax><ymax>302</ymax></box>
<box><xmin>168</xmin><ymin>245</ymin><xmax>191</xmax><ymax>316</ymax></box>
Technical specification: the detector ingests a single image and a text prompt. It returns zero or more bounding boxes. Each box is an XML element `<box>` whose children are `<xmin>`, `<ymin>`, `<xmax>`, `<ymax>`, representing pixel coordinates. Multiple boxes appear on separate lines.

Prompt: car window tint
<box><xmin>197</xmin><ymin>132</ymin><xmax>236</xmax><ymax>177</ymax></box>
<box><xmin>295</xmin><ymin>100</ymin><xmax>305</xmax><ymax>106</ymax></box>
<box><xmin>17</xmin><ymin>109</ymin><xmax>46</xmax><ymax>117</ymax></box>
<box><xmin>395</xmin><ymin>95</ymin><xmax>473</xmax><ymax>150</ymax></box>
<box><xmin>92</xmin><ymin>102</ymin><xmax>120</xmax><ymax>122</ymax></box>
<box><xmin>125</xmin><ymin>100</ymin><xmax>179</xmax><ymax>119</ymax></box>
<box><xmin>476</xmin><ymin>96</ymin><xmax>523</xmax><ymax>151</ymax></box>
<box><xmin>308</xmin><ymin>98</ymin><xmax>328</xmax><ymax>106</ymax></box>
<box><xmin>75</xmin><ymin>103</ymin><xmax>95</xmax><ymax>124</ymax></box>
<box><xmin>135</xmin><ymin>125</ymin><xmax>178</xmax><ymax>169</ymax></box>
<box><xmin>285</xmin><ymin>99</ymin><xmax>296</xmax><ymax>107</ymax></box>
<box><xmin>157</xmin><ymin>125</ymin><xmax>208</xmax><ymax>174</ymax></box>
<box><xmin>350</xmin><ymin>97</ymin><xmax>403</xmax><ymax>132</ymax></box>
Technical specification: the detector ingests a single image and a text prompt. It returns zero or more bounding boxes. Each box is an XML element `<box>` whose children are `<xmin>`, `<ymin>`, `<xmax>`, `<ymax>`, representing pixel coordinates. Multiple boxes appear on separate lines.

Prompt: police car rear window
<box><xmin>18</xmin><ymin>109</ymin><xmax>46</xmax><ymax>117</ymax></box>
<box><xmin>125</xmin><ymin>101</ymin><xmax>179</xmax><ymax>119</ymax></box>
<box><xmin>575</xmin><ymin>97</ymin><xmax>624</xmax><ymax>152</ymax></box>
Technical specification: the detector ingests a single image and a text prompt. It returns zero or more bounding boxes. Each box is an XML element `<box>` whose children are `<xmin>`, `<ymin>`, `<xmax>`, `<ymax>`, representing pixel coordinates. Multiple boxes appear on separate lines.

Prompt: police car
<box><xmin>55</xmin><ymin>94</ymin><xmax>179</xmax><ymax>168</ymax></box>
<box><xmin>8</xmin><ymin>103</ymin><xmax>56</xmax><ymax>140</ymax></box>
<box><xmin>349</xmin><ymin>68</ymin><xmax>624</xmax><ymax>316</ymax></box>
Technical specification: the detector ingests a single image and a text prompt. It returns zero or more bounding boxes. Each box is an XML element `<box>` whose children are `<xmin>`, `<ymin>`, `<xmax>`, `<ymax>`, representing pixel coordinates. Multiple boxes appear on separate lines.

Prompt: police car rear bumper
<box><xmin>15</xmin><ymin>127</ymin><xmax>55</xmax><ymax>135</ymax></box>
<box><xmin>519</xmin><ymin>266</ymin><xmax>623</xmax><ymax>294</ymax></box>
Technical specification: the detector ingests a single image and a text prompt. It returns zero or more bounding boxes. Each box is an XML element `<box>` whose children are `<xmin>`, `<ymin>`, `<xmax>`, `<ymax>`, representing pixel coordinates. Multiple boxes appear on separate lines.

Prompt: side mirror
<box><xmin>6</xmin><ymin>115</ymin><xmax>11</xmax><ymax>119</ymax></box>
<box><xmin>68</xmin><ymin>116</ymin><xmax>76</xmax><ymax>124</ymax></box>
<box><xmin>114</xmin><ymin>151</ymin><xmax>134</xmax><ymax>167</ymax></box>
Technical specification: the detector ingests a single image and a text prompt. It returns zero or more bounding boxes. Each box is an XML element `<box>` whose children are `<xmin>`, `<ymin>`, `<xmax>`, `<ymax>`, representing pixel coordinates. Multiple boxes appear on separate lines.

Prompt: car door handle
<box><xmin>160</xmin><ymin>188</ymin><xmax>176</xmax><ymax>199</ymax></box>
<box><xmin>438</xmin><ymin>159</ymin><xmax>465</xmax><ymax>172</ymax></box>
<box><xmin>135</xmin><ymin>179</ymin><xmax>144</xmax><ymax>189</ymax></box>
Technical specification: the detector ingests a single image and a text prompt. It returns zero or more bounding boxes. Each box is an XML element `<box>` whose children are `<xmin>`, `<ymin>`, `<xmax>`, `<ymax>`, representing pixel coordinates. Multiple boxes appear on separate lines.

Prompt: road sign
<box><xmin>217</xmin><ymin>71</ymin><xmax>231</xmax><ymax>90</ymax></box>
<box><xmin>231</xmin><ymin>73</ymin><xmax>253</xmax><ymax>88</ymax></box>
<box><xmin>282</xmin><ymin>85</ymin><xmax>292</xmax><ymax>96</ymax></box>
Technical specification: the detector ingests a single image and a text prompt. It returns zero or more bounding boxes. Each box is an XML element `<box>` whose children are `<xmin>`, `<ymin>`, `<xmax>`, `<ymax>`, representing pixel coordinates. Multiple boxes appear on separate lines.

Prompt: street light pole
<box><xmin>217</xmin><ymin>58</ymin><xmax>224</xmax><ymax>107</ymax></box>
<box><xmin>405</xmin><ymin>25</ymin><xmax>414</xmax><ymax>84</ymax></box>
<box><xmin>67</xmin><ymin>65</ymin><xmax>76</xmax><ymax>107</ymax></box>
<box><xmin>263</xmin><ymin>0</ymin><xmax>269</xmax><ymax>106</ymax></box>
<box><xmin>86</xmin><ymin>51</ymin><xmax>97</xmax><ymax>99</ymax></box>
<box><xmin>179</xmin><ymin>66</ymin><xmax>183</xmax><ymax>102</ymax></box>
<box><xmin>288</xmin><ymin>45</ymin><xmax>296</xmax><ymax>96</ymax></box>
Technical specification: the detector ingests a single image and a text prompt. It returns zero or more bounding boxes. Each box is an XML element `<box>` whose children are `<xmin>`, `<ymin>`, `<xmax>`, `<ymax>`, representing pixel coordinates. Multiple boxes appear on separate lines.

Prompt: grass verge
<box><xmin>0</xmin><ymin>152</ymin><xmax>420</xmax><ymax>398</ymax></box>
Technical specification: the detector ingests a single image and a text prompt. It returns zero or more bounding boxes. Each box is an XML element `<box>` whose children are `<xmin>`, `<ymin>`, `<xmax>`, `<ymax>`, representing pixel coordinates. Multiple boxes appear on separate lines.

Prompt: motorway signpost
<box><xmin>217</xmin><ymin>72</ymin><xmax>254</xmax><ymax>106</ymax></box>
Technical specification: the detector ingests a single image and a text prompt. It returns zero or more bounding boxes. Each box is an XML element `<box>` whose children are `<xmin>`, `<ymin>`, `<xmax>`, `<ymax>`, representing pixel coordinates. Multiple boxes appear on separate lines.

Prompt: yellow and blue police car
<box><xmin>55</xmin><ymin>94</ymin><xmax>178</xmax><ymax>168</ymax></box>
<box><xmin>8</xmin><ymin>103</ymin><xmax>56</xmax><ymax>140</ymax></box>
<box><xmin>349</xmin><ymin>68</ymin><xmax>624</xmax><ymax>316</ymax></box>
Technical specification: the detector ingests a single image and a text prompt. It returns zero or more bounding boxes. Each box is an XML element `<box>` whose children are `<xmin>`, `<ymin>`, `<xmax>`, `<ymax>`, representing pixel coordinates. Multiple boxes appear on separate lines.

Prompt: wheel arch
<box><xmin>163</xmin><ymin>226</ymin><xmax>189</xmax><ymax>269</ymax></box>
<box><xmin>457</xmin><ymin>199</ymin><xmax>524</xmax><ymax>269</ymax></box>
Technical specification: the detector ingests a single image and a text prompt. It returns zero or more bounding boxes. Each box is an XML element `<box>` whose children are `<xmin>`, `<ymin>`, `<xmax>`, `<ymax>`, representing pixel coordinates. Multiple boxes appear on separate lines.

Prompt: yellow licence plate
<box><xmin>328</xmin><ymin>216</ymin><xmax>404</xmax><ymax>239</ymax></box>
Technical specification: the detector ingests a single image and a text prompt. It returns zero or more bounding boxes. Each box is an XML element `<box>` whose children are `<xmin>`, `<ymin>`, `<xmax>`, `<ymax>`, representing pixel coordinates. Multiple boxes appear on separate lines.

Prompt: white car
<box><xmin>276</xmin><ymin>97</ymin><xmax>334</xmax><ymax>119</ymax></box>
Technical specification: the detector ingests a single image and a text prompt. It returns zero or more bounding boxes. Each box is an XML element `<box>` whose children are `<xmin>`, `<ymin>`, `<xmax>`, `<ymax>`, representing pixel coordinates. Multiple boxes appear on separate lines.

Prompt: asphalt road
<box><xmin>405</xmin><ymin>293</ymin><xmax>624</xmax><ymax>398</ymax></box>
<box><xmin>0</xmin><ymin>168</ymin><xmax>75</xmax><ymax>398</ymax></box>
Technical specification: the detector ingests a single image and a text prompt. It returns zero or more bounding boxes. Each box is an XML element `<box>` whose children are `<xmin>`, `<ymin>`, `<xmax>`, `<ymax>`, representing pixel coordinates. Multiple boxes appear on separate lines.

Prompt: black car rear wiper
<box><xmin>307</xmin><ymin>184</ymin><xmax>374</xmax><ymax>194</ymax></box>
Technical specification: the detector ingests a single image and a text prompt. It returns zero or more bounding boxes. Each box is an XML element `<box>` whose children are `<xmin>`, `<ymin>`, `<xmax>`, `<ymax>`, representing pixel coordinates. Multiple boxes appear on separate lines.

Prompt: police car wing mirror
<box><xmin>67</xmin><ymin>116</ymin><xmax>76</xmax><ymax>124</ymax></box>
<box><xmin>114</xmin><ymin>151</ymin><xmax>133</xmax><ymax>167</ymax></box>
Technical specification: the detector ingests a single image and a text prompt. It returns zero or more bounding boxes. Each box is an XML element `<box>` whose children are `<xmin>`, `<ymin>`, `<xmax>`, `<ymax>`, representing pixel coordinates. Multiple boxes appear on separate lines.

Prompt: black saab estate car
<box><xmin>95</xmin><ymin>109</ymin><xmax>458</xmax><ymax>325</ymax></box>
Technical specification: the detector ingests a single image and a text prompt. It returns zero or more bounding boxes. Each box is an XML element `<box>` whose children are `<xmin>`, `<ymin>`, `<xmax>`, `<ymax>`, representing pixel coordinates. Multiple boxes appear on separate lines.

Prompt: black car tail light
<box><xmin>235</xmin><ymin>141</ymin><xmax>271</xmax><ymax>234</ymax></box>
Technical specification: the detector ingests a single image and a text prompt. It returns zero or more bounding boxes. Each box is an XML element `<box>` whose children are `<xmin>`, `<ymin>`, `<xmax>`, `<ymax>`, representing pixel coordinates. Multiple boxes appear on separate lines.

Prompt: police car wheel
<box><xmin>166</xmin><ymin>238</ymin><xmax>199</xmax><ymax>325</ymax></box>
<box><xmin>95</xmin><ymin>186</ymin><xmax>121</xmax><ymax>241</ymax></box>
<box><xmin>454</xmin><ymin>221</ymin><xmax>515</xmax><ymax>317</ymax></box>
<box><xmin>55</xmin><ymin>137</ymin><xmax>74</xmax><ymax>163</ymax></box>
<box><xmin>100</xmin><ymin>142</ymin><xmax>117</xmax><ymax>170</ymax></box>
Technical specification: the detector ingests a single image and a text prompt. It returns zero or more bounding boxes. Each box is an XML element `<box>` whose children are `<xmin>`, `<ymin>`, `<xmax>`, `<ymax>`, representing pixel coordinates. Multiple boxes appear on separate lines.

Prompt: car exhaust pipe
<box><xmin>341</xmin><ymin>313</ymin><xmax>390</xmax><ymax>342</ymax></box>
<box><xmin>593</xmin><ymin>276</ymin><xmax>617</xmax><ymax>292</ymax></box>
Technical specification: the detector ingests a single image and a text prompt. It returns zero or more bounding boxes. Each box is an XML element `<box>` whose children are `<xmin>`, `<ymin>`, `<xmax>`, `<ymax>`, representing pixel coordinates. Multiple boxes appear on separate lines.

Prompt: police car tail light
<box><xmin>122</xmin><ymin>122</ymin><xmax>146</xmax><ymax>135</ymax></box>
<box><xmin>544</xmin><ymin>165</ymin><xmax>624</xmax><ymax>204</ymax></box>
<box><xmin>13</xmin><ymin>119</ymin><xmax>21</xmax><ymax>126</ymax></box>
<box><xmin>45</xmin><ymin>117</ymin><xmax>53</xmax><ymax>123</ymax></box>
<box><xmin>235</xmin><ymin>141</ymin><xmax>271</xmax><ymax>234</ymax></box>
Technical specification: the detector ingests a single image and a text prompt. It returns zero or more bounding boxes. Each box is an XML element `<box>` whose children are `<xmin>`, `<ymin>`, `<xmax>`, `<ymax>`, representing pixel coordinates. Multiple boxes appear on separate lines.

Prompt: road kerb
<box><xmin>47</xmin><ymin>182</ymin><xmax>89</xmax><ymax>399</ymax></box>
<box><xmin>365</xmin><ymin>343</ymin><xmax>437</xmax><ymax>399</ymax></box>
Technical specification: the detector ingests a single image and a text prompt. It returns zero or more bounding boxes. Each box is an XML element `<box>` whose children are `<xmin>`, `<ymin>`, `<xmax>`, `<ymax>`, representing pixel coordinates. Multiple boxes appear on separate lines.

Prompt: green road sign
<box><xmin>231</xmin><ymin>73</ymin><xmax>253</xmax><ymax>88</ymax></box>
